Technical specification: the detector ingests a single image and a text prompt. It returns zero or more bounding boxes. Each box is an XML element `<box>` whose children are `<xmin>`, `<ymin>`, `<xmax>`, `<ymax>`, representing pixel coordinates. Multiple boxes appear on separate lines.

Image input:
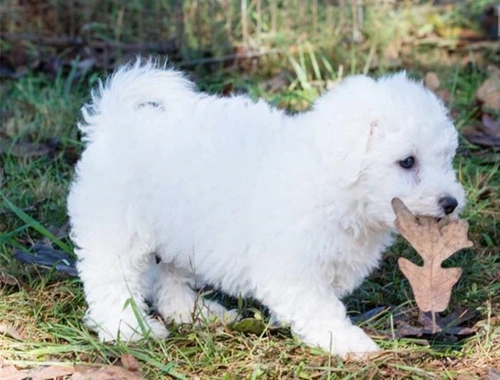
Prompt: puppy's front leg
<box><xmin>259</xmin><ymin>274</ymin><xmax>380</xmax><ymax>358</ymax></box>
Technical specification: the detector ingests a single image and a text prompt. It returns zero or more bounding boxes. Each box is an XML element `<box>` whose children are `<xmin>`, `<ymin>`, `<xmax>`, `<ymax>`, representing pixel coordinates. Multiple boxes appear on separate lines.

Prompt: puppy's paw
<box><xmin>203</xmin><ymin>301</ymin><xmax>239</xmax><ymax>324</ymax></box>
<box><xmin>146</xmin><ymin>317</ymin><xmax>171</xmax><ymax>339</ymax></box>
<box><xmin>305</xmin><ymin>323</ymin><xmax>379</xmax><ymax>359</ymax></box>
<box><xmin>94</xmin><ymin>316</ymin><xmax>169</xmax><ymax>342</ymax></box>
<box><xmin>332</xmin><ymin>325</ymin><xmax>380</xmax><ymax>360</ymax></box>
<box><xmin>166</xmin><ymin>299</ymin><xmax>238</xmax><ymax>325</ymax></box>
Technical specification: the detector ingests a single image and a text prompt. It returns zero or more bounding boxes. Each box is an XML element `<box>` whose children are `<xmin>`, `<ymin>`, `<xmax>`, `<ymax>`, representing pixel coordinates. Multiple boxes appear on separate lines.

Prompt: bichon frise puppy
<box><xmin>68</xmin><ymin>61</ymin><xmax>465</xmax><ymax>358</ymax></box>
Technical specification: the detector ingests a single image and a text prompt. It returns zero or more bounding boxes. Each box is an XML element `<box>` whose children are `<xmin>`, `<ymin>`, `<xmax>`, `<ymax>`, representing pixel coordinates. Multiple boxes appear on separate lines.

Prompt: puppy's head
<box><xmin>317</xmin><ymin>72</ymin><xmax>465</xmax><ymax>229</ymax></box>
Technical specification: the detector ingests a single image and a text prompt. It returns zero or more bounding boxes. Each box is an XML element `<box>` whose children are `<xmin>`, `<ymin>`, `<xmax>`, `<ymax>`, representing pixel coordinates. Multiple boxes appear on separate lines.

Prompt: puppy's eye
<box><xmin>399</xmin><ymin>156</ymin><xmax>415</xmax><ymax>169</ymax></box>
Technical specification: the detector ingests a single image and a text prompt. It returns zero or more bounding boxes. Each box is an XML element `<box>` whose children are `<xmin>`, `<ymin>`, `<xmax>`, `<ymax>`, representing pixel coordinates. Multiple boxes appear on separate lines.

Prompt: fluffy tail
<box><xmin>79</xmin><ymin>59</ymin><xmax>193</xmax><ymax>141</ymax></box>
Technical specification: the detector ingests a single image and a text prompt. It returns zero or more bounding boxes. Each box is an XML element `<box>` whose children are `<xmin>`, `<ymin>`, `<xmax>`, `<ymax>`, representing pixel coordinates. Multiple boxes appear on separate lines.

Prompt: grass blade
<box><xmin>306</xmin><ymin>42</ymin><xmax>322</xmax><ymax>81</ymax></box>
<box><xmin>0</xmin><ymin>192</ymin><xmax>72</xmax><ymax>254</ymax></box>
<box><xmin>288</xmin><ymin>55</ymin><xmax>311</xmax><ymax>91</ymax></box>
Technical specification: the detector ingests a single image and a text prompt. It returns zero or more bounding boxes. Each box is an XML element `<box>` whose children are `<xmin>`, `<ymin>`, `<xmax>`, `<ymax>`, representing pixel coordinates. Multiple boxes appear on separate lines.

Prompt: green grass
<box><xmin>1</xmin><ymin>58</ymin><xmax>499</xmax><ymax>379</ymax></box>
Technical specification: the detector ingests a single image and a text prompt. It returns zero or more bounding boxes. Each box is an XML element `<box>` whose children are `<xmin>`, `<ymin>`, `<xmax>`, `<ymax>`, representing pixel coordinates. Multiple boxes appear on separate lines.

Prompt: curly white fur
<box><xmin>68</xmin><ymin>61</ymin><xmax>465</xmax><ymax>358</ymax></box>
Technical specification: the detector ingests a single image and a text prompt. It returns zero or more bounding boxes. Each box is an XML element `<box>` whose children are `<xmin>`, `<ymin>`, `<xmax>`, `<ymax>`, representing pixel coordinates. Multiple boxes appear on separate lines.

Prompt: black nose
<box><xmin>439</xmin><ymin>196</ymin><xmax>458</xmax><ymax>215</ymax></box>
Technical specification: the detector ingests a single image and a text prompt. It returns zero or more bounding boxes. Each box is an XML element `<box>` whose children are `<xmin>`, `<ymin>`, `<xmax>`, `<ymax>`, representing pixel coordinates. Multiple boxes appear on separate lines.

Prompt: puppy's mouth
<box><xmin>415</xmin><ymin>214</ymin><xmax>454</xmax><ymax>227</ymax></box>
<box><xmin>415</xmin><ymin>207</ymin><xmax>460</xmax><ymax>222</ymax></box>
<box><xmin>391</xmin><ymin>198</ymin><xmax>460</xmax><ymax>228</ymax></box>
<box><xmin>436</xmin><ymin>216</ymin><xmax>447</xmax><ymax>227</ymax></box>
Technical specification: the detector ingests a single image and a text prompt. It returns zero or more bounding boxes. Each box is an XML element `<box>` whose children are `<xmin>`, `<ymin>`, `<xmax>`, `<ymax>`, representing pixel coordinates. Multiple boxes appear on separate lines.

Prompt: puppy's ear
<box><xmin>311</xmin><ymin>75</ymin><xmax>381</xmax><ymax>186</ymax></box>
<box><xmin>366</xmin><ymin>120</ymin><xmax>379</xmax><ymax>152</ymax></box>
<box><xmin>340</xmin><ymin>118</ymin><xmax>379</xmax><ymax>186</ymax></box>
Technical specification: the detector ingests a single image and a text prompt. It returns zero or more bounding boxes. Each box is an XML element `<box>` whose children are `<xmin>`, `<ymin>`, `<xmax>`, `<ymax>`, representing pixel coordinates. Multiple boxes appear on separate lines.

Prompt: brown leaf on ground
<box><xmin>423</xmin><ymin>72</ymin><xmax>450</xmax><ymax>102</ymax></box>
<box><xmin>72</xmin><ymin>364</ymin><xmax>143</xmax><ymax>379</ymax></box>
<box><xmin>424</xmin><ymin>72</ymin><xmax>440</xmax><ymax>92</ymax></box>
<box><xmin>482</xmin><ymin>113</ymin><xmax>500</xmax><ymax>134</ymax></box>
<box><xmin>0</xmin><ymin>137</ymin><xmax>51</xmax><ymax>158</ymax></box>
<box><xmin>0</xmin><ymin>357</ymin><xmax>142</xmax><ymax>380</ymax></box>
<box><xmin>0</xmin><ymin>323</ymin><xmax>24</xmax><ymax>340</ymax></box>
<box><xmin>394</xmin><ymin>308</ymin><xmax>476</xmax><ymax>340</ymax></box>
<box><xmin>120</xmin><ymin>354</ymin><xmax>141</xmax><ymax>373</ymax></box>
<box><xmin>476</xmin><ymin>67</ymin><xmax>500</xmax><ymax>112</ymax></box>
<box><xmin>464</xmin><ymin>114</ymin><xmax>500</xmax><ymax>148</ymax></box>
<box><xmin>436</xmin><ymin>89</ymin><xmax>451</xmax><ymax>103</ymax></box>
<box><xmin>0</xmin><ymin>358</ymin><xmax>22</xmax><ymax>380</ymax></box>
<box><xmin>0</xmin><ymin>361</ymin><xmax>74</xmax><ymax>380</ymax></box>
<box><xmin>0</xmin><ymin>270</ymin><xmax>18</xmax><ymax>286</ymax></box>
<box><xmin>391</xmin><ymin>305</ymin><xmax>476</xmax><ymax>339</ymax></box>
<box><xmin>21</xmin><ymin>366</ymin><xmax>74</xmax><ymax>380</ymax></box>
<box><xmin>391</xmin><ymin>198</ymin><xmax>473</xmax><ymax>315</ymax></box>
<box><xmin>418</xmin><ymin>308</ymin><xmax>475</xmax><ymax>335</ymax></box>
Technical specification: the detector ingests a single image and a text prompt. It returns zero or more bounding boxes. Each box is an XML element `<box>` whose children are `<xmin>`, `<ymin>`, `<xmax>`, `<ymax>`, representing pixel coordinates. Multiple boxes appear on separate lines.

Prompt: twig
<box><xmin>178</xmin><ymin>47</ymin><xmax>286</xmax><ymax>67</ymax></box>
<box><xmin>0</xmin><ymin>32</ymin><xmax>177</xmax><ymax>53</ymax></box>
<box><xmin>241</xmin><ymin>0</ymin><xmax>248</xmax><ymax>46</ymax></box>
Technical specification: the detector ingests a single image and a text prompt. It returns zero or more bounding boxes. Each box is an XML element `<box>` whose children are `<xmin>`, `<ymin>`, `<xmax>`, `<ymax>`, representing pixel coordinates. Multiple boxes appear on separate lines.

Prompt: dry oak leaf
<box><xmin>464</xmin><ymin>114</ymin><xmax>500</xmax><ymax>148</ymax></box>
<box><xmin>120</xmin><ymin>353</ymin><xmax>141</xmax><ymax>373</ymax></box>
<box><xmin>71</xmin><ymin>364</ymin><xmax>142</xmax><ymax>380</ymax></box>
<box><xmin>392</xmin><ymin>198</ymin><xmax>473</xmax><ymax>313</ymax></box>
<box><xmin>476</xmin><ymin>67</ymin><xmax>500</xmax><ymax>112</ymax></box>
<box><xmin>0</xmin><ymin>323</ymin><xmax>24</xmax><ymax>340</ymax></box>
<box><xmin>423</xmin><ymin>72</ymin><xmax>450</xmax><ymax>103</ymax></box>
<box><xmin>424</xmin><ymin>72</ymin><xmax>440</xmax><ymax>92</ymax></box>
<box><xmin>0</xmin><ymin>362</ymin><xmax>74</xmax><ymax>380</ymax></box>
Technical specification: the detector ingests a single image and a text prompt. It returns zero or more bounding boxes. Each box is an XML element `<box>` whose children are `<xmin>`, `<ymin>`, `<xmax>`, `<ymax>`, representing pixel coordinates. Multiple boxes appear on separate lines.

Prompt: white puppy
<box><xmin>68</xmin><ymin>61</ymin><xmax>465</xmax><ymax>358</ymax></box>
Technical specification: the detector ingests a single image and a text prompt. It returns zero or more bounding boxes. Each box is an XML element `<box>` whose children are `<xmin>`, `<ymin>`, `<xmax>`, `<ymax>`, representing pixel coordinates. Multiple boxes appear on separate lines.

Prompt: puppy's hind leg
<box><xmin>77</xmin><ymin>240</ymin><xmax>169</xmax><ymax>342</ymax></box>
<box><xmin>152</xmin><ymin>262</ymin><xmax>236</xmax><ymax>325</ymax></box>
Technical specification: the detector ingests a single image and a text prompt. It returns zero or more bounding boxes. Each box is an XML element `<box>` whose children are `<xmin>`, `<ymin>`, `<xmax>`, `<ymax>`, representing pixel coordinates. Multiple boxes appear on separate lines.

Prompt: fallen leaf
<box><xmin>394</xmin><ymin>308</ymin><xmax>476</xmax><ymax>339</ymax></box>
<box><xmin>0</xmin><ymin>323</ymin><xmax>23</xmax><ymax>340</ymax></box>
<box><xmin>395</xmin><ymin>321</ymin><xmax>430</xmax><ymax>337</ymax></box>
<box><xmin>0</xmin><ymin>359</ymin><xmax>21</xmax><ymax>380</ymax></box>
<box><xmin>476</xmin><ymin>72</ymin><xmax>500</xmax><ymax>112</ymax></box>
<box><xmin>392</xmin><ymin>198</ymin><xmax>473</xmax><ymax>327</ymax></box>
<box><xmin>13</xmin><ymin>244</ymin><xmax>77</xmax><ymax>277</ymax></box>
<box><xmin>383</xmin><ymin>41</ymin><xmax>402</xmax><ymax>67</ymax></box>
<box><xmin>21</xmin><ymin>365</ymin><xmax>74</xmax><ymax>380</ymax></box>
<box><xmin>121</xmin><ymin>354</ymin><xmax>140</xmax><ymax>373</ymax></box>
<box><xmin>464</xmin><ymin>114</ymin><xmax>500</xmax><ymax>148</ymax></box>
<box><xmin>0</xmin><ymin>270</ymin><xmax>18</xmax><ymax>286</ymax></box>
<box><xmin>72</xmin><ymin>365</ymin><xmax>142</xmax><ymax>379</ymax></box>
<box><xmin>482</xmin><ymin>114</ymin><xmax>500</xmax><ymax>134</ymax></box>
<box><xmin>463</xmin><ymin>129</ymin><xmax>500</xmax><ymax>148</ymax></box>
<box><xmin>423</xmin><ymin>72</ymin><xmax>450</xmax><ymax>103</ymax></box>
<box><xmin>418</xmin><ymin>308</ymin><xmax>476</xmax><ymax>334</ymax></box>
<box><xmin>436</xmin><ymin>89</ymin><xmax>451</xmax><ymax>103</ymax></box>
<box><xmin>424</xmin><ymin>72</ymin><xmax>440</xmax><ymax>92</ymax></box>
<box><xmin>0</xmin><ymin>138</ymin><xmax>50</xmax><ymax>158</ymax></box>
<box><xmin>0</xmin><ymin>359</ymin><xmax>74</xmax><ymax>380</ymax></box>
